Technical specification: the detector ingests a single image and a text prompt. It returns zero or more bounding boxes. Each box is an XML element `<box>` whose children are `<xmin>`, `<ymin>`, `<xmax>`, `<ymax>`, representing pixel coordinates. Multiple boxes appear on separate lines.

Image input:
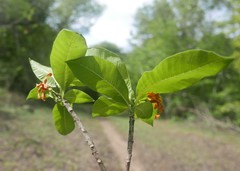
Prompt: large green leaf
<box><xmin>136</xmin><ymin>50</ymin><xmax>233</xmax><ymax>101</ymax></box>
<box><xmin>86</xmin><ymin>47</ymin><xmax>118</xmax><ymax>58</ymax></box>
<box><xmin>92</xmin><ymin>96</ymin><xmax>128</xmax><ymax>117</ymax></box>
<box><xmin>135</xmin><ymin>101</ymin><xmax>153</xmax><ymax>119</ymax></box>
<box><xmin>52</xmin><ymin>103</ymin><xmax>75</xmax><ymax>135</ymax></box>
<box><xmin>86</xmin><ymin>48</ymin><xmax>134</xmax><ymax>101</ymax></box>
<box><xmin>29</xmin><ymin>58</ymin><xmax>57</xmax><ymax>87</ymax></box>
<box><xmin>69</xmin><ymin>78</ymin><xmax>85</xmax><ymax>87</ymax></box>
<box><xmin>64</xmin><ymin>89</ymin><xmax>94</xmax><ymax>104</ymax></box>
<box><xmin>67</xmin><ymin>56</ymin><xmax>129</xmax><ymax>105</ymax></box>
<box><xmin>107</xmin><ymin>57</ymin><xmax>135</xmax><ymax>101</ymax></box>
<box><xmin>50</xmin><ymin>29</ymin><xmax>87</xmax><ymax>91</ymax></box>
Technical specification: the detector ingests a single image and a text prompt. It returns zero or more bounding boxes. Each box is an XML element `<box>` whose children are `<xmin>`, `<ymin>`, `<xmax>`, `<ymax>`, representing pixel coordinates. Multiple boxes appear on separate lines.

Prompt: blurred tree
<box><xmin>48</xmin><ymin>0</ymin><xmax>103</xmax><ymax>33</ymax></box>
<box><xmin>128</xmin><ymin>0</ymin><xmax>234</xmax><ymax>75</ymax></box>
<box><xmin>127</xmin><ymin>0</ymin><xmax>240</xmax><ymax>124</ymax></box>
<box><xmin>0</xmin><ymin>0</ymin><xmax>103</xmax><ymax>93</ymax></box>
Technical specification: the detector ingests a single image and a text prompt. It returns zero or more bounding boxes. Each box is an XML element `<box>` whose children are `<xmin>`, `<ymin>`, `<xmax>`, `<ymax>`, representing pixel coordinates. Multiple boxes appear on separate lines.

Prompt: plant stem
<box><xmin>126</xmin><ymin>108</ymin><xmax>135</xmax><ymax>171</ymax></box>
<box><xmin>62</xmin><ymin>99</ymin><xmax>107</xmax><ymax>171</ymax></box>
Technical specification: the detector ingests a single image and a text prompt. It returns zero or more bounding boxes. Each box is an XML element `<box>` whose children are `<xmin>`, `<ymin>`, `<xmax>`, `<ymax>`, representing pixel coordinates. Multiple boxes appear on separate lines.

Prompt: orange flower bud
<box><xmin>47</xmin><ymin>73</ymin><xmax>52</xmax><ymax>77</ymax></box>
<box><xmin>155</xmin><ymin>114</ymin><xmax>161</xmax><ymax>119</ymax></box>
<box><xmin>41</xmin><ymin>93</ymin><xmax>46</xmax><ymax>101</ymax></box>
<box><xmin>147</xmin><ymin>92</ymin><xmax>164</xmax><ymax>119</ymax></box>
<box><xmin>35</xmin><ymin>73</ymin><xmax>52</xmax><ymax>101</ymax></box>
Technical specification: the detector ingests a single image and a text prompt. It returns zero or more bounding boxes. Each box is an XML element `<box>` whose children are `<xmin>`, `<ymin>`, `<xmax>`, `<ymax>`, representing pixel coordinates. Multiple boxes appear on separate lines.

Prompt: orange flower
<box><xmin>35</xmin><ymin>73</ymin><xmax>52</xmax><ymax>101</ymax></box>
<box><xmin>147</xmin><ymin>92</ymin><xmax>160</xmax><ymax>103</ymax></box>
<box><xmin>155</xmin><ymin>114</ymin><xmax>161</xmax><ymax>119</ymax></box>
<box><xmin>147</xmin><ymin>92</ymin><xmax>164</xmax><ymax>119</ymax></box>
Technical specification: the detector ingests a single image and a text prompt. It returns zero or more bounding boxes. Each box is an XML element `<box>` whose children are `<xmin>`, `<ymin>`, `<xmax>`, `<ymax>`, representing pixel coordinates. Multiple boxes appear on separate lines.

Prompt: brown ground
<box><xmin>100</xmin><ymin>120</ymin><xmax>144</xmax><ymax>171</ymax></box>
<box><xmin>111</xmin><ymin>118</ymin><xmax>240</xmax><ymax>171</ymax></box>
<box><xmin>1</xmin><ymin>105</ymin><xmax>240</xmax><ymax>171</ymax></box>
<box><xmin>0</xmin><ymin>108</ymin><xmax>121</xmax><ymax>171</ymax></box>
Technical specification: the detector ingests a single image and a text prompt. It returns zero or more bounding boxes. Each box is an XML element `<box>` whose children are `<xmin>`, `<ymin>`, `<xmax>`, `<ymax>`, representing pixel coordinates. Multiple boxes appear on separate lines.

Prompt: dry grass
<box><xmin>0</xmin><ymin>105</ymin><xmax>121</xmax><ymax>171</ymax></box>
<box><xmin>111</xmin><ymin>117</ymin><xmax>240</xmax><ymax>171</ymax></box>
<box><xmin>1</xmin><ymin>88</ymin><xmax>240</xmax><ymax>171</ymax></box>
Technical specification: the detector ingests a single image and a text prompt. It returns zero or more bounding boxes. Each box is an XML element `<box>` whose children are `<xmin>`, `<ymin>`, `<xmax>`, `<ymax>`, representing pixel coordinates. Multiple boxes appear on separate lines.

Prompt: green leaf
<box><xmin>86</xmin><ymin>47</ymin><xmax>118</xmax><ymax>58</ymax></box>
<box><xmin>26</xmin><ymin>87</ymin><xmax>38</xmax><ymax>100</ymax></box>
<box><xmin>107</xmin><ymin>57</ymin><xmax>134</xmax><ymax>100</ymax></box>
<box><xmin>92</xmin><ymin>96</ymin><xmax>128</xmax><ymax>117</ymax></box>
<box><xmin>136</xmin><ymin>50</ymin><xmax>233</xmax><ymax>101</ymax></box>
<box><xmin>29</xmin><ymin>58</ymin><xmax>57</xmax><ymax>87</ymax></box>
<box><xmin>69</xmin><ymin>78</ymin><xmax>85</xmax><ymax>87</ymax></box>
<box><xmin>52</xmin><ymin>103</ymin><xmax>75</xmax><ymax>135</ymax></box>
<box><xmin>67</xmin><ymin>56</ymin><xmax>129</xmax><ymax>105</ymax></box>
<box><xmin>87</xmin><ymin>48</ymin><xmax>134</xmax><ymax>101</ymax></box>
<box><xmin>135</xmin><ymin>101</ymin><xmax>153</xmax><ymax>119</ymax></box>
<box><xmin>141</xmin><ymin>114</ymin><xmax>155</xmax><ymax>126</ymax></box>
<box><xmin>64</xmin><ymin>89</ymin><xmax>94</xmax><ymax>104</ymax></box>
<box><xmin>50</xmin><ymin>29</ymin><xmax>87</xmax><ymax>91</ymax></box>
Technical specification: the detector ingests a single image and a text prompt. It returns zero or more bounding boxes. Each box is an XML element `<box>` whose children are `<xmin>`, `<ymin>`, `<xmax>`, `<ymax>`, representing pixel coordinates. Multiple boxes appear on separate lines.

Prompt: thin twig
<box><xmin>126</xmin><ymin>112</ymin><xmax>135</xmax><ymax>171</ymax></box>
<box><xmin>62</xmin><ymin>99</ymin><xmax>107</xmax><ymax>171</ymax></box>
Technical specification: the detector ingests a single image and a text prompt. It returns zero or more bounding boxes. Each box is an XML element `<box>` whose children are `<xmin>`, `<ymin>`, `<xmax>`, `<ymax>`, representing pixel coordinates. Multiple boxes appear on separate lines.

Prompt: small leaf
<box><xmin>67</xmin><ymin>56</ymin><xmax>129</xmax><ymax>105</ymax></box>
<box><xmin>29</xmin><ymin>58</ymin><xmax>57</xmax><ymax>87</ymax></box>
<box><xmin>135</xmin><ymin>101</ymin><xmax>153</xmax><ymax>119</ymax></box>
<box><xmin>26</xmin><ymin>87</ymin><xmax>50</xmax><ymax>100</ymax></box>
<box><xmin>92</xmin><ymin>96</ymin><xmax>128</xmax><ymax>117</ymax></box>
<box><xmin>141</xmin><ymin>114</ymin><xmax>155</xmax><ymax>126</ymax></box>
<box><xmin>64</xmin><ymin>89</ymin><xmax>94</xmax><ymax>104</ymax></box>
<box><xmin>136</xmin><ymin>50</ymin><xmax>233</xmax><ymax>101</ymax></box>
<box><xmin>52</xmin><ymin>103</ymin><xmax>75</xmax><ymax>135</ymax></box>
<box><xmin>50</xmin><ymin>29</ymin><xmax>87</xmax><ymax>91</ymax></box>
<box><xmin>26</xmin><ymin>87</ymin><xmax>38</xmax><ymax>100</ymax></box>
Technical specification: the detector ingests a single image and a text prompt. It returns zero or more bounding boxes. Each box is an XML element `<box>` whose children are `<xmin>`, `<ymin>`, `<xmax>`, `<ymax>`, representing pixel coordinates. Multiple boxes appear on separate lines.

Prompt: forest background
<box><xmin>0</xmin><ymin>0</ymin><xmax>240</xmax><ymax>125</ymax></box>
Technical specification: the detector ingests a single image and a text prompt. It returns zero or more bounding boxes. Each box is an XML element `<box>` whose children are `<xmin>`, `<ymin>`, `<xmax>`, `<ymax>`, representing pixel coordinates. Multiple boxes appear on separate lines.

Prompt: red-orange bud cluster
<box><xmin>147</xmin><ymin>92</ymin><xmax>164</xmax><ymax>119</ymax></box>
<box><xmin>35</xmin><ymin>73</ymin><xmax>52</xmax><ymax>101</ymax></box>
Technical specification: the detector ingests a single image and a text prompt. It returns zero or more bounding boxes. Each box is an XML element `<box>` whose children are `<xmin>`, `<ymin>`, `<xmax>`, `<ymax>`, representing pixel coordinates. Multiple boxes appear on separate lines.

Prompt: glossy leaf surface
<box><xmin>52</xmin><ymin>103</ymin><xmax>75</xmax><ymax>135</ymax></box>
<box><xmin>64</xmin><ymin>89</ymin><xmax>94</xmax><ymax>104</ymax></box>
<box><xmin>136</xmin><ymin>50</ymin><xmax>233</xmax><ymax>101</ymax></box>
<box><xmin>26</xmin><ymin>87</ymin><xmax>39</xmax><ymax>100</ymax></box>
<box><xmin>29</xmin><ymin>58</ymin><xmax>57</xmax><ymax>87</ymax></box>
<box><xmin>107</xmin><ymin>57</ymin><xmax>135</xmax><ymax>101</ymax></box>
<box><xmin>69</xmin><ymin>78</ymin><xmax>85</xmax><ymax>87</ymax></box>
<box><xmin>67</xmin><ymin>56</ymin><xmax>129</xmax><ymax>105</ymax></box>
<box><xmin>135</xmin><ymin>101</ymin><xmax>153</xmax><ymax>119</ymax></box>
<box><xmin>50</xmin><ymin>29</ymin><xmax>87</xmax><ymax>91</ymax></box>
<box><xmin>92</xmin><ymin>96</ymin><xmax>128</xmax><ymax>117</ymax></box>
<box><xmin>141</xmin><ymin>114</ymin><xmax>155</xmax><ymax>126</ymax></box>
<box><xmin>86</xmin><ymin>47</ymin><xmax>118</xmax><ymax>58</ymax></box>
<box><xmin>87</xmin><ymin>48</ymin><xmax>134</xmax><ymax>101</ymax></box>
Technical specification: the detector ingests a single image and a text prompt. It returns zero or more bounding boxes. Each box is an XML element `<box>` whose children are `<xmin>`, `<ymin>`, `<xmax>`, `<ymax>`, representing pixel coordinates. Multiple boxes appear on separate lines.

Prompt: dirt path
<box><xmin>100</xmin><ymin>120</ymin><xmax>144</xmax><ymax>171</ymax></box>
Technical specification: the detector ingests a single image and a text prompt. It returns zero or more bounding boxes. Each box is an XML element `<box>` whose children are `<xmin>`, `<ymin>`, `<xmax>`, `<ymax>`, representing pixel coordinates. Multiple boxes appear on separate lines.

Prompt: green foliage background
<box><xmin>0</xmin><ymin>0</ymin><xmax>103</xmax><ymax>93</ymax></box>
<box><xmin>125</xmin><ymin>0</ymin><xmax>240</xmax><ymax>125</ymax></box>
<box><xmin>1</xmin><ymin>0</ymin><xmax>240</xmax><ymax>125</ymax></box>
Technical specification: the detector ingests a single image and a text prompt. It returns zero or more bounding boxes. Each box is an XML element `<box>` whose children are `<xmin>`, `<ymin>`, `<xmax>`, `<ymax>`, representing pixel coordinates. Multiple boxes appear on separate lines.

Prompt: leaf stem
<box><xmin>126</xmin><ymin>107</ymin><xmax>135</xmax><ymax>171</ymax></box>
<box><xmin>62</xmin><ymin>99</ymin><xmax>107</xmax><ymax>171</ymax></box>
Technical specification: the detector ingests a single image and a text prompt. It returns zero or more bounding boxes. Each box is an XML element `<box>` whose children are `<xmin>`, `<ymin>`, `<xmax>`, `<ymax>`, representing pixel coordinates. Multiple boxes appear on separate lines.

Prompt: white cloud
<box><xmin>84</xmin><ymin>0</ymin><xmax>151</xmax><ymax>51</ymax></box>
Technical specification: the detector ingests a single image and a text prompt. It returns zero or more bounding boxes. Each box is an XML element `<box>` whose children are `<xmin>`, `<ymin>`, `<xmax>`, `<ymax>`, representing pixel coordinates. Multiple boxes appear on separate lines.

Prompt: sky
<box><xmin>84</xmin><ymin>0</ymin><xmax>152</xmax><ymax>51</ymax></box>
